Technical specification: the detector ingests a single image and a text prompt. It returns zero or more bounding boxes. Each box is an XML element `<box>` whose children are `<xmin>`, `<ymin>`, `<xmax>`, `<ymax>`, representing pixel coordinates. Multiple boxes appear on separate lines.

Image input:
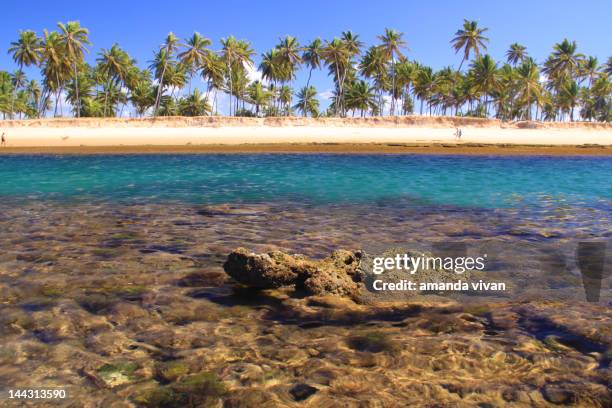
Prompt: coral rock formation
<box><xmin>223</xmin><ymin>248</ymin><xmax>364</xmax><ymax>298</ymax></box>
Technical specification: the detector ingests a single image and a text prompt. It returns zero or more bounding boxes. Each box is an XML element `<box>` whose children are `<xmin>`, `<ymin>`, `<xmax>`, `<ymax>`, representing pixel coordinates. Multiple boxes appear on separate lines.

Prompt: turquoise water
<box><xmin>0</xmin><ymin>154</ymin><xmax>610</xmax><ymax>209</ymax></box>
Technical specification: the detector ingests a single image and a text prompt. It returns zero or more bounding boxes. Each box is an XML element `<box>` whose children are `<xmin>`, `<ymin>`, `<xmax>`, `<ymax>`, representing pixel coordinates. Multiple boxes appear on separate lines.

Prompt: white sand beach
<box><xmin>1</xmin><ymin>116</ymin><xmax>611</xmax><ymax>148</ymax></box>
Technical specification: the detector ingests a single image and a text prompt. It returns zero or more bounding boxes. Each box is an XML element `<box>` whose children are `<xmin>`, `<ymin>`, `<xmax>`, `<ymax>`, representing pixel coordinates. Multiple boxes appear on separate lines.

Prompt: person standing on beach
<box><xmin>1</xmin><ymin>132</ymin><xmax>6</xmax><ymax>147</ymax></box>
<box><xmin>454</xmin><ymin>128</ymin><xmax>462</xmax><ymax>140</ymax></box>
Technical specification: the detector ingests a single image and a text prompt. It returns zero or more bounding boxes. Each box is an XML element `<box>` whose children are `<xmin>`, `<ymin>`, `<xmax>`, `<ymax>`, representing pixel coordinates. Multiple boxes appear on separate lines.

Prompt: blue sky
<box><xmin>2</xmin><ymin>0</ymin><xmax>611</xmax><ymax>113</ymax></box>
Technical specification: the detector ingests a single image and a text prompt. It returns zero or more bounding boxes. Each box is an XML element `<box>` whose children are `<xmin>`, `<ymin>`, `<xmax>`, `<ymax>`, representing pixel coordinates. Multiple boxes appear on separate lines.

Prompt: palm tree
<box><xmin>542</xmin><ymin>39</ymin><xmax>585</xmax><ymax>121</ymax></box>
<box><xmin>97</xmin><ymin>44</ymin><xmax>133</xmax><ymax>116</ymax></box>
<box><xmin>543</xmin><ymin>39</ymin><xmax>584</xmax><ymax>85</ymax></box>
<box><xmin>341</xmin><ymin>31</ymin><xmax>363</xmax><ymax>57</ymax></box>
<box><xmin>158</xmin><ymin>96</ymin><xmax>179</xmax><ymax>116</ymax></box>
<box><xmin>164</xmin><ymin>62</ymin><xmax>188</xmax><ymax>99</ymax></box>
<box><xmin>346</xmin><ymin>80</ymin><xmax>377</xmax><ymax>117</ymax></box>
<box><xmin>200</xmin><ymin>52</ymin><xmax>225</xmax><ymax>113</ymax></box>
<box><xmin>11</xmin><ymin>70</ymin><xmax>27</xmax><ymax>93</ymax></box>
<box><xmin>451</xmin><ymin>19</ymin><xmax>489</xmax><ymax>72</ymax></box>
<box><xmin>25</xmin><ymin>79</ymin><xmax>42</xmax><ymax>114</ymax></box>
<box><xmin>40</xmin><ymin>30</ymin><xmax>69</xmax><ymax>117</ymax></box>
<box><xmin>506</xmin><ymin>43</ymin><xmax>527</xmax><ymax>65</ymax></box>
<box><xmin>8</xmin><ymin>30</ymin><xmax>41</xmax><ymax>118</ymax></box>
<box><xmin>178</xmin><ymin>32</ymin><xmax>212</xmax><ymax>93</ymax></box>
<box><xmin>0</xmin><ymin>71</ymin><xmax>13</xmax><ymax>119</ymax></box>
<box><xmin>377</xmin><ymin>28</ymin><xmax>406</xmax><ymax>115</ymax></box>
<box><xmin>395</xmin><ymin>61</ymin><xmax>417</xmax><ymax>114</ymax></box>
<box><xmin>275</xmin><ymin>36</ymin><xmax>301</xmax><ymax>74</ymax></box>
<box><xmin>260</xmin><ymin>49</ymin><xmax>284</xmax><ymax>110</ymax></box>
<box><xmin>274</xmin><ymin>35</ymin><xmax>302</xmax><ymax>114</ymax></box>
<box><xmin>220</xmin><ymin>36</ymin><xmax>255</xmax><ymax>115</ymax></box>
<box><xmin>604</xmin><ymin>57</ymin><xmax>612</xmax><ymax>75</ymax></box>
<box><xmin>179</xmin><ymin>88</ymin><xmax>211</xmax><ymax>116</ymax></box>
<box><xmin>515</xmin><ymin>58</ymin><xmax>542</xmax><ymax>120</ymax></box>
<box><xmin>293</xmin><ymin>85</ymin><xmax>319</xmax><ymax>117</ymax></box>
<box><xmin>468</xmin><ymin>54</ymin><xmax>499</xmax><ymax>115</ymax></box>
<box><xmin>558</xmin><ymin>80</ymin><xmax>579</xmax><ymax>121</ymax></box>
<box><xmin>1</xmin><ymin>23</ymin><xmax>611</xmax><ymax>123</ymax></box>
<box><xmin>97</xmin><ymin>44</ymin><xmax>134</xmax><ymax>82</ymax></box>
<box><xmin>579</xmin><ymin>56</ymin><xmax>599</xmax><ymax>87</ymax></box>
<box><xmin>360</xmin><ymin>45</ymin><xmax>389</xmax><ymax>114</ymax></box>
<box><xmin>430</xmin><ymin>67</ymin><xmax>457</xmax><ymax>115</ymax></box>
<box><xmin>246</xmin><ymin>80</ymin><xmax>272</xmax><ymax>116</ymax></box>
<box><xmin>57</xmin><ymin>21</ymin><xmax>90</xmax><ymax>118</ymax></box>
<box><xmin>588</xmin><ymin>75</ymin><xmax>612</xmax><ymax>121</ymax></box>
<box><xmin>321</xmin><ymin>38</ymin><xmax>351</xmax><ymax>115</ymax></box>
<box><xmin>449</xmin><ymin>73</ymin><xmax>468</xmax><ymax>116</ymax></box>
<box><xmin>302</xmin><ymin>39</ymin><xmax>323</xmax><ymax>88</ymax></box>
<box><xmin>152</xmin><ymin>32</ymin><xmax>180</xmax><ymax>116</ymax></box>
<box><xmin>260</xmin><ymin>48</ymin><xmax>288</xmax><ymax>113</ymax></box>
<box><xmin>278</xmin><ymin>85</ymin><xmax>293</xmax><ymax>114</ymax></box>
<box><xmin>413</xmin><ymin>66</ymin><xmax>434</xmax><ymax>115</ymax></box>
<box><xmin>129</xmin><ymin>71</ymin><xmax>155</xmax><ymax>117</ymax></box>
<box><xmin>65</xmin><ymin>66</ymin><xmax>95</xmax><ymax>116</ymax></box>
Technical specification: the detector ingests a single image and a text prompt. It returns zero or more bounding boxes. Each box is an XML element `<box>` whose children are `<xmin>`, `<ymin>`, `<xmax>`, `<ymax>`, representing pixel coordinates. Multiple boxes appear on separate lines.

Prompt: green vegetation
<box><xmin>462</xmin><ymin>304</ymin><xmax>491</xmax><ymax>316</ymax></box>
<box><xmin>97</xmin><ymin>361</ymin><xmax>139</xmax><ymax>387</ymax></box>
<box><xmin>347</xmin><ymin>331</ymin><xmax>400</xmax><ymax>353</ymax></box>
<box><xmin>2</xmin><ymin>20</ymin><xmax>610</xmax><ymax>121</ymax></box>
<box><xmin>77</xmin><ymin>293</ymin><xmax>117</xmax><ymax>314</ymax></box>
<box><xmin>136</xmin><ymin>387</ymin><xmax>184</xmax><ymax>408</ymax></box>
<box><xmin>103</xmin><ymin>284</ymin><xmax>148</xmax><ymax>300</ymax></box>
<box><xmin>135</xmin><ymin>372</ymin><xmax>226</xmax><ymax>408</ymax></box>
<box><xmin>38</xmin><ymin>285</ymin><xmax>64</xmax><ymax>298</ymax></box>
<box><xmin>155</xmin><ymin>360</ymin><xmax>190</xmax><ymax>383</ymax></box>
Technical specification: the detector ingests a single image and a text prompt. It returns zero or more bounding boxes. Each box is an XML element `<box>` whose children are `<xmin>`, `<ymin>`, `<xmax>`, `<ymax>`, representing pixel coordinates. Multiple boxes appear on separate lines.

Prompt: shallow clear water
<box><xmin>1</xmin><ymin>154</ymin><xmax>611</xmax><ymax>405</ymax></box>
<box><xmin>1</xmin><ymin>154</ymin><xmax>610</xmax><ymax>209</ymax></box>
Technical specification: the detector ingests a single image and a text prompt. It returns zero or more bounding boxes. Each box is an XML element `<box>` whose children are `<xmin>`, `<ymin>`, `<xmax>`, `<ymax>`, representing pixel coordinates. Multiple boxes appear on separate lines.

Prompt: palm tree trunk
<box><xmin>390</xmin><ymin>54</ymin><xmax>396</xmax><ymax>116</ymax></box>
<box><xmin>59</xmin><ymin>87</ymin><xmax>64</xmax><ymax>116</ymax></box>
<box><xmin>73</xmin><ymin>63</ymin><xmax>80</xmax><ymax>118</ymax></box>
<box><xmin>228</xmin><ymin>61</ymin><xmax>233</xmax><ymax>116</ymax></box>
<box><xmin>38</xmin><ymin>89</ymin><xmax>48</xmax><ymax>118</ymax></box>
<box><xmin>154</xmin><ymin>58</ymin><xmax>168</xmax><ymax>117</ymax></box>
<box><xmin>334</xmin><ymin>63</ymin><xmax>341</xmax><ymax>115</ymax></box>
<box><xmin>306</xmin><ymin>68</ymin><xmax>313</xmax><ymax>89</ymax></box>
<box><xmin>10</xmin><ymin>63</ymin><xmax>24</xmax><ymax>119</ymax></box>
<box><xmin>526</xmin><ymin>86</ymin><xmax>531</xmax><ymax>121</ymax></box>
<box><xmin>205</xmin><ymin>79</ymin><xmax>212</xmax><ymax>102</ymax></box>
<box><xmin>104</xmin><ymin>80</ymin><xmax>111</xmax><ymax>117</ymax></box>
<box><xmin>457</xmin><ymin>56</ymin><xmax>466</xmax><ymax>73</ymax></box>
<box><xmin>340</xmin><ymin>70</ymin><xmax>349</xmax><ymax>117</ymax></box>
<box><xmin>54</xmin><ymin>90</ymin><xmax>60</xmax><ymax>117</ymax></box>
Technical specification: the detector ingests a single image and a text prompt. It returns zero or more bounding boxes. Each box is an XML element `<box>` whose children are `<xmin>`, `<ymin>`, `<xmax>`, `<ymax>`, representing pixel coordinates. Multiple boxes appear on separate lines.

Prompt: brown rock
<box><xmin>223</xmin><ymin>248</ymin><xmax>363</xmax><ymax>298</ymax></box>
<box><xmin>223</xmin><ymin>248</ymin><xmax>302</xmax><ymax>289</ymax></box>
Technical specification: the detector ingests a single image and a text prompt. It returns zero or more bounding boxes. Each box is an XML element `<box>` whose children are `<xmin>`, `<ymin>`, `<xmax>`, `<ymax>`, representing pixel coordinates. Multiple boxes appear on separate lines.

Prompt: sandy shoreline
<box><xmin>2</xmin><ymin>143</ymin><xmax>611</xmax><ymax>156</ymax></box>
<box><xmin>1</xmin><ymin>116</ymin><xmax>611</xmax><ymax>155</ymax></box>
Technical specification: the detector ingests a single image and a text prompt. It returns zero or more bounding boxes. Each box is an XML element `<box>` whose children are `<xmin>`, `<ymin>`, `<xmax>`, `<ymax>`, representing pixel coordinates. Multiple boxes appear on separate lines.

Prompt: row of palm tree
<box><xmin>1</xmin><ymin>20</ymin><xmax>610</xmax><ymax>121</ymax></box>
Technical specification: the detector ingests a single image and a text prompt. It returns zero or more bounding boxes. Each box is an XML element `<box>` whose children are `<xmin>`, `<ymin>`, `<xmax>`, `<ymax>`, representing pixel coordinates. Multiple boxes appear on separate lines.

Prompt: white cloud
<box><xmin>318</xmin><ymin>89</ymin><xmax>334</xmax><ymax>100</ymax></box>
<box><xmin>245</xmin><ymin>64</ymin><xmax>266</xmax><ymax>84</ymax></box>
<box><xmin>167</xmin><ymin>85</ymin><xmax>181</xmax><ymax>96</ymax></box>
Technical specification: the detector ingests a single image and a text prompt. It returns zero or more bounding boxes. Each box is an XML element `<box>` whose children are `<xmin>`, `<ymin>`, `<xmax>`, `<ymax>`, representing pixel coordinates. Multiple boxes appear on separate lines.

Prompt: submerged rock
<box><xmin>223</xmin><ymin>248</ymin><xmax>363</xmax><ymax>298</ymax></box>
<box><xmin>289</xmin><ymin>383</ymin><xmax>318</xmax><ymax>401</ymax></box>
<box><xmin>223</xmin><ymin>248</ymin><xmax>303</xmax><ymax>289</ymax></box>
